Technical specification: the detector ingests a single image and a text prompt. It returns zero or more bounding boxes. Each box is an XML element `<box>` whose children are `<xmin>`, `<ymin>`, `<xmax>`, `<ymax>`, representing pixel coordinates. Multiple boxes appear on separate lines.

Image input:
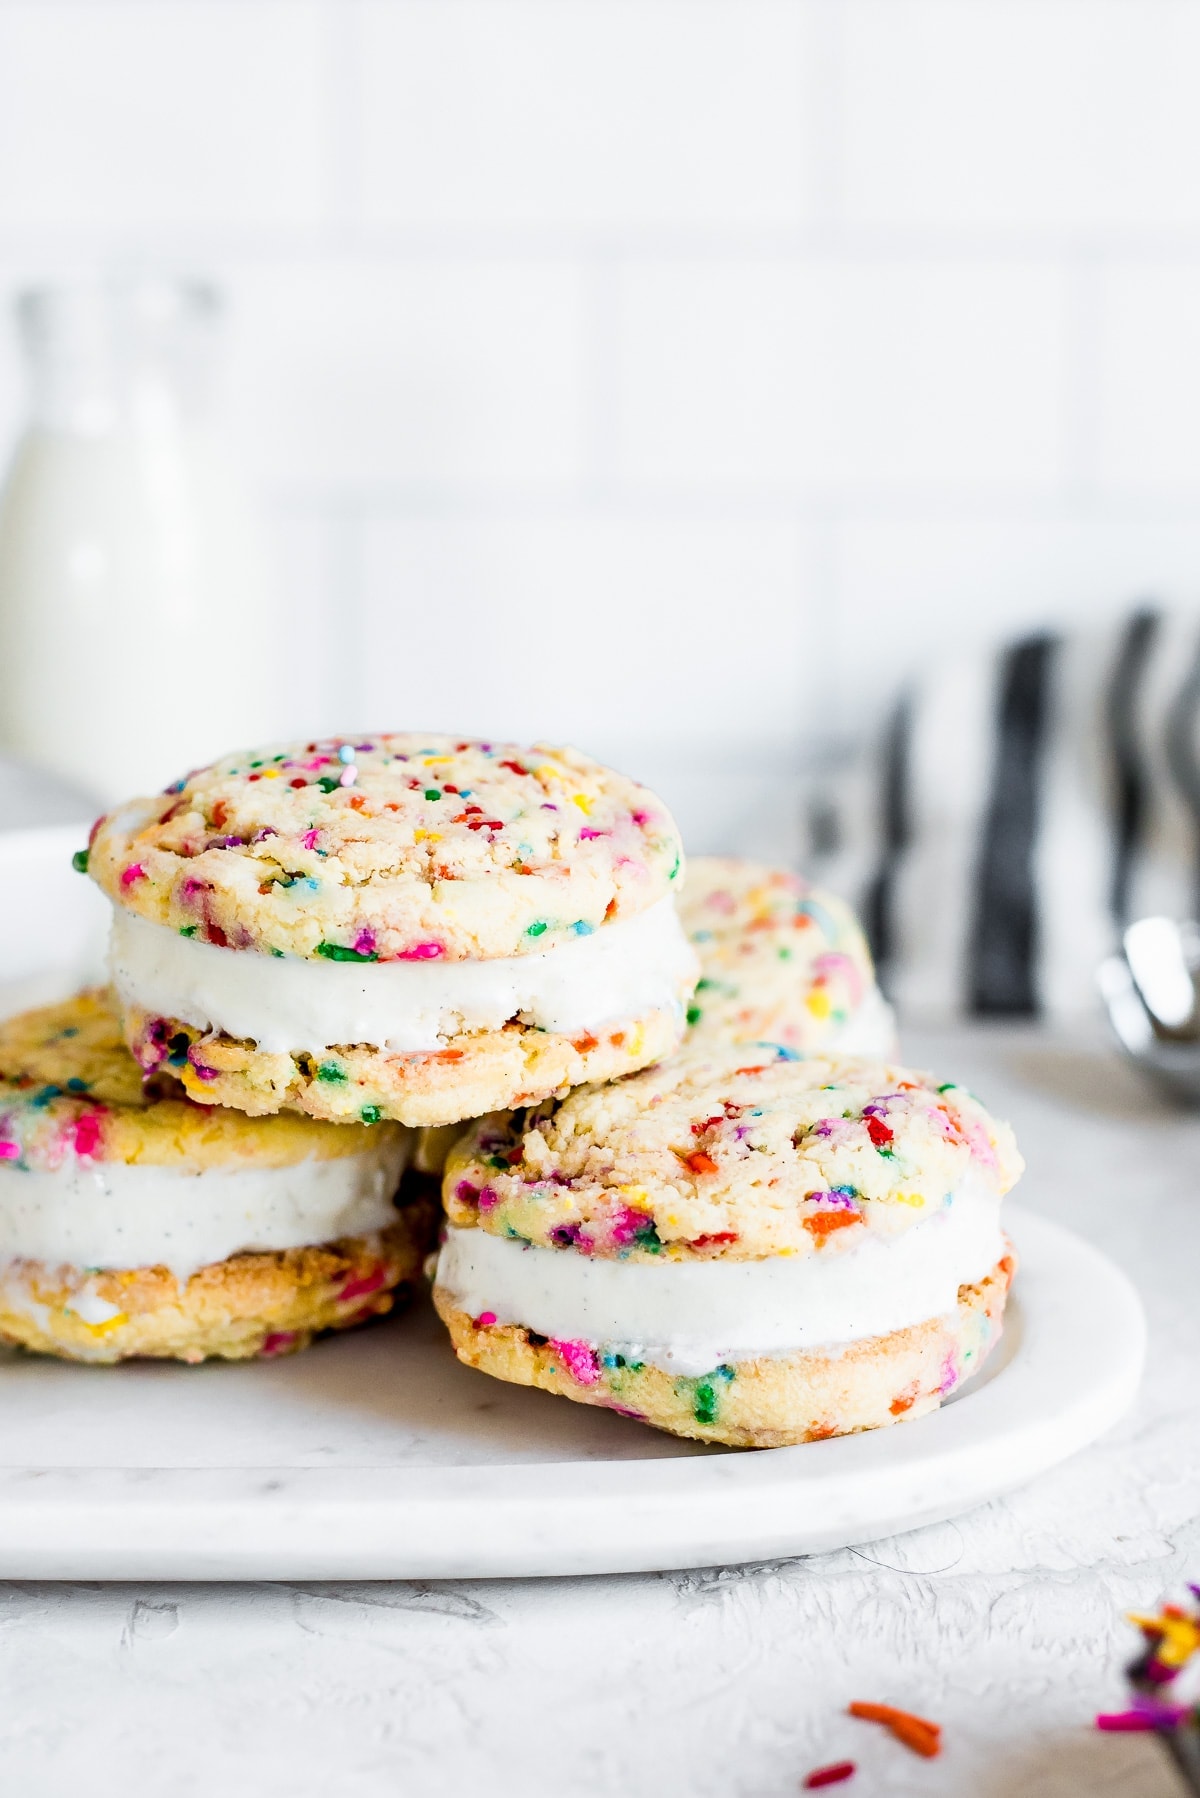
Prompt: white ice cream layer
<box><xmin>0</xmin><ymin>1133</ymin><xmax>411</xmax><ymax>1283</ymax></box>
<box><xmin>109</xmin><ymin>896</ymin><xmax>697</xmax><ymax>1056</ymax></box>
<box><xmin>829</xmin><ymin>983</ymin><xmax>897</xmax><ymax>1056</ymax></box>
<box><xmin>434</xmin><ymin>1182</ymin><xmax>1005</xmax><ymax>1375</ymax></box>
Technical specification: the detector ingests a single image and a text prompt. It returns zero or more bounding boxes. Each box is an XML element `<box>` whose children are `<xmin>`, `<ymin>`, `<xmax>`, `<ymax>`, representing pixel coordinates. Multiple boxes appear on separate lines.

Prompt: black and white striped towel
<box><xmin>835</xmin><ymin>608</ymin><xmax>1200</xmax><ymax>1019</ymax></box>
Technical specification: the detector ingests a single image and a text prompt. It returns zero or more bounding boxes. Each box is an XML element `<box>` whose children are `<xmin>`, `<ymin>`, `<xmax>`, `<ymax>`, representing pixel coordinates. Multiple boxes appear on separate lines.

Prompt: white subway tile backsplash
<box><xmin>0</xmin><ymin>0</ymin><xmax>1198</xmax><ymax>774</ymax></box>
<box><xmin>831</xmin><ymin>511</ymin><xmax>1200</xmax><ymax>717</ymax></box>
<box><xmin>359</xmin><ymin>512</ymin><xmax>814</xmax><ymax>755</ymax></box>
<box><xmin>221</xmin><ymin>260</ymin><xmax>588</xmax><ymax>489</ymax></box>
<box><xmin>0</xmin><ymin>2</ymin><xmax>331</xmax><ymax>232</ymax></box>
<box><xmin>615</xmin><ymin>259</ymin><xmax>1067</xmax><ymax>492</ymax></box>
<box><xmin>1095</xmin><ymin>262</ymin><xmax>1200</xmax><ymax>493</ymax></box>
<box><xmin>265</xmin><ymin>508</ymin><xmax>358</xmax><ymax>740</ymax></box>
<box><xmin>842</xmin><ymin>0</ymin><xmax>1200</xmax><ymax>234</ymax></box>
<box><xmin>356</xmin><ymin>0</ymin><xmax>814</xmax><ymax>233</ymax></box>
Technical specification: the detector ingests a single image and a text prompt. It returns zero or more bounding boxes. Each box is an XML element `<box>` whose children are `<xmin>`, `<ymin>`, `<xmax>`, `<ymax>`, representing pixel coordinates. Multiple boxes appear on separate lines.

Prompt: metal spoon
<box><xmin>1099</xmin><ymin>918</ymin><xmax>1200</xmax><ymax>1105</ymax></box>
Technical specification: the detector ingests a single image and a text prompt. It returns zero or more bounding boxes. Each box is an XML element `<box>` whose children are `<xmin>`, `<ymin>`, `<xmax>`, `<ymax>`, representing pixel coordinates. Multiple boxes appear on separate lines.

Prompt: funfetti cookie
<box><xmin>680</xmin><ymin>857</ymin><xmax>896</xmax><ymax>1055</ymax></box>
<box><xmin>86</xmin><ymin>735</ymin><xmax>698</xmax><ymax>1128</ymax></box>
<box><xmin>408</xmin><ymin>855</ymin><xmax>897</xmax><ymax>1184</ymax></box>
<box><xmin>0</xmin><ymin>991</ymin><xmax>432</xmax><ymax>1363</ymax></box>
<box><xmin>432</xmin><ymin>1042</ymin><xmax>1022</xmax><ymax>1448</ymax></box>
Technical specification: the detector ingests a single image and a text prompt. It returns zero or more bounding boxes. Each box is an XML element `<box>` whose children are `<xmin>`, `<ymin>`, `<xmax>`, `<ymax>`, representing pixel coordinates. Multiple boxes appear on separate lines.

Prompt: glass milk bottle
<box><xmin>0</xmin><ymin>279</ymin><xmax>275</xmax><ymax>801</ymax></box>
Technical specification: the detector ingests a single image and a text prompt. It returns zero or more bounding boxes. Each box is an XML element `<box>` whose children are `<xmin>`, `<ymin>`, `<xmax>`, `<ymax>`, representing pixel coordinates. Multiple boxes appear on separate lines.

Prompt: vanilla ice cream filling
<box><xmin>109</xmin><ymin>896</ymin><xmax>697</xmax><ymax>1056</ymax></box>
<box><xmin>829</xmin><ymin>984</ymin><xmax>897</xmax><ymax>1056</ymax></box>
<box><xmin>0</xmin><ymin>1132</ymin><xmax>411</xmax><ymax>1284</ymax></box>
<box><xmin>434</xmin><ymin>1181</ymin><xmax>1005</xmax><ymax>1375</ymax></box>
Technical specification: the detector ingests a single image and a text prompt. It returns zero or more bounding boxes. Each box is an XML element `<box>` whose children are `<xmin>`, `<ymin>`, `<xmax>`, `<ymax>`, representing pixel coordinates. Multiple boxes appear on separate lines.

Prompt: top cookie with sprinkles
<box><xmin>680</xmin><ymin>857</ymin><xmax>879</xmax><ymax>1049</ymax></box>
<box><xmin>87</xmin><ymin>735</ymin><xmax>685</xmax><ymax>963</ymax></box>
<box><xmin>0</xmin><ymin>990</ymin><xmax>407</xmax><ymax>1171</ymax></box>
<box><xmin>443</xmin><ymin>1041</ymin><xmax>1023</xmax><ymax>1262</ymax></box>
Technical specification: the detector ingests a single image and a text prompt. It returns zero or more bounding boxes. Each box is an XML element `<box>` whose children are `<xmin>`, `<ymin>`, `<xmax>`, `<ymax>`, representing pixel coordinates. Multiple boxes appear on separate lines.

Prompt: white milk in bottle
<box><xmin>0</xmin><ymin>280</ymin><xmax>276</xmax><ymax>801</ymax></box>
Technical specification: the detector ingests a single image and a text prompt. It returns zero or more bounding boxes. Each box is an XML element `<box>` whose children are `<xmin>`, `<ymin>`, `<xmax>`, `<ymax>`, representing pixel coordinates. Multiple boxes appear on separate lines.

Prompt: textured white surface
<box><xmin>0</xmin><ymin>1020</ymin><xmax>1194</xmax><ymax>1793</ymax></box>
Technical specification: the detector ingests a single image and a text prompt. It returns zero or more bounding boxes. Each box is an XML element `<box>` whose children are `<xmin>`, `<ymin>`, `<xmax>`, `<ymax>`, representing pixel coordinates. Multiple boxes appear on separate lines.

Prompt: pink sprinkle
<box><xmin>120</xmin><ymin>863</ymin><xmax>146</xmax><ymax>888</ymax></box>
<box><xmin>260</xmin><ymin>1331</ymin><xmax>298</xmax><ymax>1357</ymax></box>
<box><xmin>135</xmin><ymin>1036</ymin><xmax>167</xmax><ymax>1072</ymax></box>
<box><xmin>477</xmin><ymin>1186</ymin><xmax>500</xmax><ymax>1211</ymax></box>
<box><xmin>454</xmin><ymin>1180</ymin><xmax>480</xmax><ymax>1205</ymax></box>
<box><xmin>338</xmin><ymin>1267</ymin><xmax>386</xmax><ymax>1304</ymax></box>
<box><xmin>476</xmin><ymin>1311</ymin><xmax>498</xmax><ymax>1328</ymax></box>
<box><xmin>1095</xmin><ymin>1713</ymin><xmax>1161</xmax><ymax>1733</ymax></box>
<box><xmin>550</xmin><ymin>1338</ymin><xmax>600</xmax><ymax>1386</ymax></box>
<box><xmin>609</xmin><ymin>1203</ymin><xmax>650</xmax><ymax>1247</ymax></box>
<box><xmin>301</xmin><ymin>829</ymin><xmax>320</xmax><ymax>850</ymax></box>
<box><xmin>398</xmin><ymin>942</ymin><xmax>444</xmax><ymax>961</ymax></box>
<box><xmin>631</xmin><ymin>810</ymin><xmax>651</xmax><ymax>827</ymax></box>
<box><xmin>0</xmin><ymin>1141</ymin><xmax>19</xmax><ymax>1161</ymax></box>
<box><xmin>187</xmin><ymin>1050</ymin><xmax>220</xmax><ymax>1082</ymax></box>
<box><xmin>936</xmin><ymin>1355</ymin><xmax>959</xmax><ymax>1395</ymax></box>
<box><xmin>339</xmin><ymin>765</ymin><xmax>357</xmax><ymax>787</ymax></box>
<box><xmin>73</xmin><ymin>1112</ymin><xmax>104</xmax><ymax>1158</ymax></box>
<box><xmin>814</xmin><ymin>949</ymin><xmax>865</xmax><ymax>1006</ymax></box>
<box><xmin>579</xmin><ymin>828</ymin><xmax>608</xmax><ymax>840</ymax></box>
<box><xmin>353</xmin><ymin>928</ymin><xmax>377</xmax><ymax>957</ymax></box>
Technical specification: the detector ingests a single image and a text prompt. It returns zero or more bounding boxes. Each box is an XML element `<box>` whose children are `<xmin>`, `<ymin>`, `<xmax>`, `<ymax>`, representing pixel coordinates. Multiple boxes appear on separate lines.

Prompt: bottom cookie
<box><xmin>0</xmin><ymin>1203</ymin><xmax>435</xmax><ymax>1365</ymax></box>
<box><xmin>126</xmin><ymin>1005</ymin><xmax>687</xmax><ymax>1129</ymax></box>
<box><xmin>434</xmin><ymin>1250</ymin><xmax>1014</xmax><ymax>1449</ymax></box>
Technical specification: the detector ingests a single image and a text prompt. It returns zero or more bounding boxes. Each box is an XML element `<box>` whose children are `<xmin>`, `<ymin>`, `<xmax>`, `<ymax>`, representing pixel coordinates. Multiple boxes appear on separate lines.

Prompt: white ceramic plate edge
<box><xmin>0</xmin><ymin>1207</ymin><xmax>1145</xmax><ymax>1580</ymax></box>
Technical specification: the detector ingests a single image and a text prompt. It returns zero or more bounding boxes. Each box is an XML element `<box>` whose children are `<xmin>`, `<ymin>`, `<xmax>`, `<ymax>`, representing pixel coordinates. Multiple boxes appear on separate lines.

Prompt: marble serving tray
<box><xmin>0</xmin><ymin>1206</ymin><xmax>1144</xmax><ymax>1581</ymax></box>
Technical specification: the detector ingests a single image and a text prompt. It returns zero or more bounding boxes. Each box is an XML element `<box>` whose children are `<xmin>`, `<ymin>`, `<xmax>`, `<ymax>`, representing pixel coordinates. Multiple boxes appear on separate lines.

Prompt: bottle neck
<box><xmin>17</xmin><ymin>280</ymin><xmax>220</xmax><ymax>436</ymax></box>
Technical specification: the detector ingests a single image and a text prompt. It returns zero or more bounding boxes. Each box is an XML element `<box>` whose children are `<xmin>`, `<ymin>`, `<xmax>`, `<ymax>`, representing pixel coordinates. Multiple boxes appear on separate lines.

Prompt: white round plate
<box><xmin>0</xmin><ymin>1205</ymin><xmax>1144</xmax><ymax>1579</ymax></box>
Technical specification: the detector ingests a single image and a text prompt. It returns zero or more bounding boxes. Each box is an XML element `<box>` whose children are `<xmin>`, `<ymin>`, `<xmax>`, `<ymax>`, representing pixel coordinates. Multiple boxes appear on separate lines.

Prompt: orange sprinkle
<box><xmin>685</xmin><ymin>1151</ymin><xmax>719</xmax><ymax>1176</ymax></box>
<box><xmin>848</xmin><ymin>1703</ymin><xmax>941</xmax><ymax>1759</ymax></box>
<box><xmin>803</xmin><ymin>1210</ymin><xmax>861</xmax><ymax>1239</ymax></box>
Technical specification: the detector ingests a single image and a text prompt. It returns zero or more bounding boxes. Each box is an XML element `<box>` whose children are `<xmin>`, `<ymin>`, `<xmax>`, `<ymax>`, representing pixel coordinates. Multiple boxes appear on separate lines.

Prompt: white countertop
<box><xmin>1</xmin><ymin>1020</ymin><xmax>1194</xmax><ymax>1797</ymax></box>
